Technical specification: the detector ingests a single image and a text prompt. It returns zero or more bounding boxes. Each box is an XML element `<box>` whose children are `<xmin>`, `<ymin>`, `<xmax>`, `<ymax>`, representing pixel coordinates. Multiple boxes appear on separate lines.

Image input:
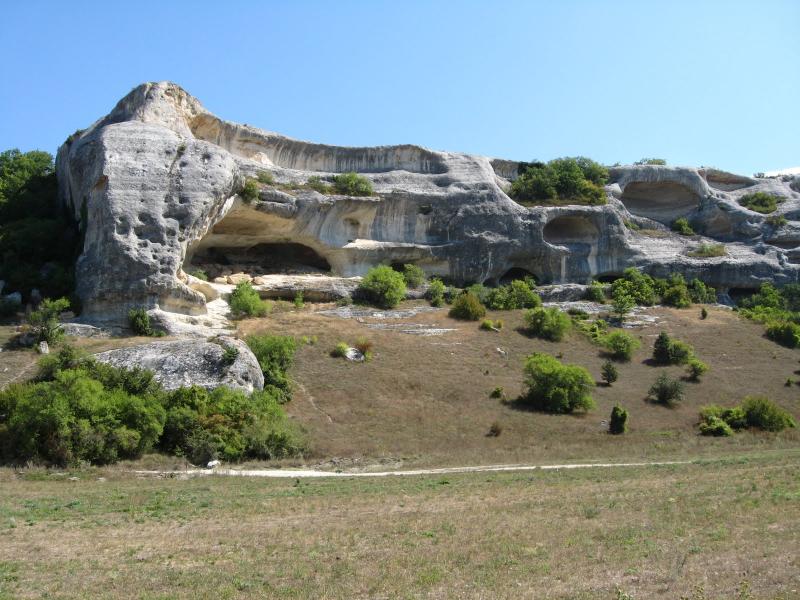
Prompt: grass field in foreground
<box><xmin>1</xmin><ymin>451</ymin><xmax>798</xmax><ymax>599</ymax></box>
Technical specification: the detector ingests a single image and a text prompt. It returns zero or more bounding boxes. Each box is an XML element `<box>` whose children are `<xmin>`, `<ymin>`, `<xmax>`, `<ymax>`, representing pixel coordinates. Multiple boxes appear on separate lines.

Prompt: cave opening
<box><xmin>543</xmin><ymin>216</ymin><xmax>599</xmax><ymax>245</ymax></box>
<box><xmin>619</xmin><ymin>182</ymin><xmax>700</xmax><ymax>225</ymax></box>
<box><xmin>499</xmin><ymin>267</ymin><xmax>537</xmax><ymax>286</ymax></box>
<box><xmin>186</xmin><ymin>242</ymin><xmax>332</xmax><ymax>278</ymax></box>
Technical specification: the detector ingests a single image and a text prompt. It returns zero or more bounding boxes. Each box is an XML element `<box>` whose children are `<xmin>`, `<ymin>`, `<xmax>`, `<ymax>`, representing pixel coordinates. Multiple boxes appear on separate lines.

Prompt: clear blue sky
<box><xmin>1</xmin><ymin>0</ymin><xmax>797</xmax><ymax>175</ymax></box>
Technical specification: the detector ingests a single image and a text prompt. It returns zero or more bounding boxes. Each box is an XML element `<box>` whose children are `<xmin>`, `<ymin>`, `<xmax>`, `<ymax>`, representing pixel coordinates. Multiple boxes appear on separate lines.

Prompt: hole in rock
<box><xmin>543</xmin><ymin>216</ymin><xmax>599</xmax><ymax>245</ymax></box>
<box><xmin>619</xmin><ymin>182</ymin><xmax>700</xmax><ymax>225</ymax></box>
<box><xmin>499</xmin><ymin>267</ymin><xmax>537</xmax><ymax>286</ymax></box>
<box><xmin>187</xmin><ymin>243</ymin><xmax>332</xmax><ymax>278</ymax></box>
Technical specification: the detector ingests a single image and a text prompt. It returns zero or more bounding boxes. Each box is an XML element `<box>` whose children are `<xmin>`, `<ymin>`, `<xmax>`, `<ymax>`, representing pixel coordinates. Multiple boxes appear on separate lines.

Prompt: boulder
<box><xmin>226</xmin><ymin>273</ymin><xmax>252</xmax><ymax>285</ymax></box>
<box><xmin>94</xmin><ymin>337</ymin><xmax>264</xmax><ymax>393</ymax></box>
<box><xmin>56</xmin><ymin>81</ymin><xmax>800</xmax><ymax>330</ymax></box>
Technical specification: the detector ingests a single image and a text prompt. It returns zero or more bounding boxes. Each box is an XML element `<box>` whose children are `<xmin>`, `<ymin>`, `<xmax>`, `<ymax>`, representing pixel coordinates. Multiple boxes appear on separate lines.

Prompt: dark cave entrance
<box><xmin>187</xmin><ymin>242</ymin><xmax>332</xmax><ymax>277</ymax></box>
<box><xmin>499</xmin><ymin>267</ymin><xmax>537</xmax><ymax>286</ymax></box>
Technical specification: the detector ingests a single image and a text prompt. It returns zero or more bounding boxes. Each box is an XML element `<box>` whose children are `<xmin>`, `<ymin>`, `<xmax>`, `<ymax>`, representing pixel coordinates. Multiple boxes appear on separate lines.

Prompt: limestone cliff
<box><xmin>57</xmin><ymin>82</ymin><xmax>800</xmax><ymax>326</ymax></box>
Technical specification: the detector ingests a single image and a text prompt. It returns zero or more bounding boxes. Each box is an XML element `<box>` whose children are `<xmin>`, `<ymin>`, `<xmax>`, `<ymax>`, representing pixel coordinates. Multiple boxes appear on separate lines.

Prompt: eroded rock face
<box><xmin>94</xmin><ymin>337</ymin><xmax>263</xmax><ymax>393</ymax></box>
<box><xmin>57</xmin><ymin>81</ymin><xmax>800</xmax><ymax>327</ymax></box>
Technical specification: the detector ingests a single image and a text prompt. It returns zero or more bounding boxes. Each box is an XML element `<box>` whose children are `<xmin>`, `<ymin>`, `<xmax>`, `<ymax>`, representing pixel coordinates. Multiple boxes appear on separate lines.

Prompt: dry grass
<box><xmin>238</xmin><ymin>303</ymin><xmax>800</xmax><ymax>468</ymax></box>
<box><xmin>0</xmin><ymin>451</ymin><xmax>798</xmax><ymax>598</ymax></box>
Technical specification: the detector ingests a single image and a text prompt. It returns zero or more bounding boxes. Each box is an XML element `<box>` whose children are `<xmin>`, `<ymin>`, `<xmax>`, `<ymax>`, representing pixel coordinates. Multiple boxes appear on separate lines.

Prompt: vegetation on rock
<box><xmin>738</xmin><ymin>191</ymin><xmax>784</xmax><ymax>214</ymax></box>
<box><xmin>509</xmin><ymin>157</ymin><xmax>608</xmax><ymax>206</ymax></box>
<box><xmin>229</xmin><ymin>282</ymin><xmax>271</xmax><ymax>318</ymax></box>
<box><xmin>357</xmin><ymin>265</ymin><xmax>407</xmax><ymax>309</ymax></box>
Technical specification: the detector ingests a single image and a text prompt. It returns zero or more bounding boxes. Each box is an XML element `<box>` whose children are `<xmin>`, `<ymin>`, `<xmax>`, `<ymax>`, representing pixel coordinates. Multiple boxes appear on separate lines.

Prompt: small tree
<box><xmin>357</xmin><ymin>265</ymin><xmax>407</xmax><ymax>309</ymax></box>
<box><xmin>612</xmin><ymin>293</ymin><xmax>635</xmax><ymax>319</ymax></box>
<box><xmin>652</xmin><ymin>331</ymin><xmax>672</xmax><ymax>364</ymax></box>
<box><xmin>524</xmin><ymin>307</ymin><xmax>571</xmax><ymax>341</ymax></box>
<box><xmin>602</xmin><ymin>330</ymin><xmax>640</xmax><ymax>361</ymax></box>
<box><xmin>229</xmin><ymin>282</ymin><xmax>271</xmax><ymax>318</ymax></box>
<box><xmin>28</xmin><ymin>297</ymin><xmax>70</xmax><ymax>344</ymax></box>
<box><xmin>601</xmin><ymin>361</ymin><xmax>618</xmax><ymax>386</ymax></box>
<box><xmin>609</xmin><ymin>405</ymin><xmax>628</xmax><ymax>434</ymax></box>
<box><xmin>332</xmin><ymin>172</ymin><xmax>373</xmax><ymax>196</ymax></box>
<box><xmin>648</xmin><ymin>373</ymin><xmax>684</xmax><ymax>406</ymax></box>
<box><xmin>128</xmin><ymin>307</ymin><xmax>153</xmax><ymax>336</ymax></box>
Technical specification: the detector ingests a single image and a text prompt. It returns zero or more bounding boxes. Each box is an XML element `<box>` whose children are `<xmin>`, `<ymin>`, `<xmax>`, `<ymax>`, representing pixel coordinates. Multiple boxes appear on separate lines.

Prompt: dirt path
<box><xmin>136</xmin><ymin>459</ymin><xmax>690</xmax><ymax>479</ymax></box>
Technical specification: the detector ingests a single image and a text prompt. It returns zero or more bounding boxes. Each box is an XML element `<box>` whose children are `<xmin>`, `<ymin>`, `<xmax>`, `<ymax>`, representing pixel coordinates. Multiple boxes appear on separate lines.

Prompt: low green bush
<box><xmin>647</xmin><ymin>373</ymin><xmax>684</xmax><ymax>406</ymax></box>
<box><xmin>700</xmin><ymin>307</ymin><xmax>708</xmax><ymax>319</ymax></box>
<box><xmin>766</xmin><ymin>214</ymin><xmax>788</xmax><ymax>227</ymax></box>
<box><xmin>611</xmin><ymin>268</ymin><xmax>657</xmax><ymax>306</ymax></box>
<box><xmin>634</xmin><ymin>158</ymin><xmax>667</xmax><ymax>165</ymax></box>
<box><xmin>427</xmin><ymin>278</ymin><xmax>445</xmax><ymax>307</ymax></box>
<box><xmin>332</xmin><ymin>172</ymin><xmax>373</xmax><ymax>196</ymax></box>
<box><xmin>652</xmin><ymin>331</ymin><xmax>694</xmax><ymax>365</ymax></box>
<box><xmin>306</xmin><ymin>175</ymin><xmax>332</xmax><ymax>193</ymax></box>
<box><xmin>765</xmin><ymin>320</ymin><xmax>800</xmax><ymax>348</ymax></box>
<box><xmin>520</xmin><ymin>352</ymin><xmax>595</xmax><ymax>413</ymax></box>
<box><xmin>485</xmin><ymin>280</ymin><xmax>541</xmax><ymax>310</ymax></box>
<box><xmin>221</xmin><ymin>345</ymin><xmax>239</xmax><ymax>366</ymax></box>
<box><xmin>256</xmin><ymin>171</ymin><xmax>274</xmax><ymax>185</ymax></box>
<box><xmin>402</xmin><ymin>264</ymin><xmax>426</xmax><ymax>288</ymax></box>
<box><xmin>190</xmin><ymin>269</ymin><xmax>209</xmax><ymax>281</ymax></box>
<box><xmin>609</xmin><ymin>405</ymin><xmax>628</xmax><ymax>434</ymax></box>
<box><xmin>509</xmin><ymin>157</ymin><xmax>607</xmax><ymax>206</ymax></box>
<box><xmin>229</xmin><ymin>282</ymin><xmax>271</xmax><ymax>318</ymax></box>
<box><xmin>741</xmin><ymin>396</ymin><xmax>797</xmax><ymax>431</ymax></box>
<box><xmin>331</xmin><ymin>342</ymin><xmax>349</xmax><ymax>358</ymax></box>
<box><xmin>601</xmin><ymin>330</ymin><xmax>640</xmax><ymax>361</ymax></box>
<box><xmin>699</xmin><ymin>415</ymin><xmax>734</xmax><ymax>436</ymax></box>
<box><xmin>357</xmin><ymin>265</ymin><xmax>407</xmax><ymax>309</ymax></box>
<box><xmin>688</xmin><ymin>243</ymin><xmax>726</xmax><ymax>258</ymax></box>
<box><xmin>524</xmin><ymin>307</ymin><xmax>571</xmax><ymax>341</ymax></box>
<box><xmin>738</xmin><ymin>191</ymin><xmax>784</xmax><ymax>214</ymax></box>
<box><xmin>686</xmin><ymin>358</ymin><xmax>709</xmax><ymax>381</ymax></box>
<box><xmin>671</xmin><ymin>217</ymin><xmax>694</xmax><ymax>236</ymax></box>
<box><xmin>688</xmin><ymin>279</ymin><xmax>717</xmax><ymax>304</ymax></box>
<box><xmin>584</xmin><ymin>281</ymin><xmax>606</xmax><ymax>303</ymax></box>
<box><xmin>449</xmin><ymin>292</ymin><xmax>486</xmax><ymax>321</ymax></box>
<box><xmin>239</xmin><ymin>179</ymin><xmax>260</xmax><ymax>203</ymax></box>
<box><xmin>601</xmin><ymin>361</ymin><xmax>618</xmax><ymax>386</ymax></box>
<box><xmin>245</xmin><ymin>335</ymin><xmax>297</xmax><ymax>403</ymax></box>
<box><xmin>128</xmin><ymin>307</ymin><xmax>153</xmax><ymax>336</ymax></box>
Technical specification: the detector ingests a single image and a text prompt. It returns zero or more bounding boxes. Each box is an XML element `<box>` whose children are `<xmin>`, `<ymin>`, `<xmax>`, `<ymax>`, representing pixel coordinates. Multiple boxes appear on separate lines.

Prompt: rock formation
<box><xmin>57</xmin><ymin>82</ymin><xmax>800</xmax><ymax>329</ymax></box>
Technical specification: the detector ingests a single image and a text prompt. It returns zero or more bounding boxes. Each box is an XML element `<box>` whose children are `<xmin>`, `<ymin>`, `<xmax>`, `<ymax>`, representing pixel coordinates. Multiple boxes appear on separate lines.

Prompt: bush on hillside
<box><xmin>699</xmin><ymin>415</ymin><xmax>734</xmax><ymax>436</ymax></box>
<box><xmin>765</xmin><ymin>321</ymin><xmax>800</xmax><ymax>348</ymax></box>
<box><xmin>634</xmin><ymin>158</ymin><xmax>667</xmax><ymax>165</ymax></box>
<box><xmin>449</xmin><ymin>292</ymin><xmax>486</xmax><ymax>320</ymax></box>
<box><xmin>229</xmin><ymin>281</ymin><xmax>271</xmax><ymax>318</ymax></box>
<box><xmin>485</xmin><ymin>279</ymin><xmax>541</xmax><ymax>310</ymax></box>
<box><xmin>509</xmin><ymin>157</ymin><xmax>608</xmax><ymax>206</ymax></box>
<box><xmin>427</xmin><ymin>278</ymin><xmax>445</xmax><ymax>307</ymax></box>
<box><xmin>524</xmin><ymin>307</ymin><xmax>571</xmax><ymax>341</ymax></box>
<box><xmin>738</xmin><ymin>191</ymin><xmax>783</xmax><ymax>214</ymax></box>
<box><xmin>401</xmin><ymin>264</ymin><xmax>426</xmax><ymax>288</ymax></box>
<box><xmin>602</xmin><ymin>330</ymin><xmax>640</xmax><ymax>361</ymax></box>
<box><xmin>128</xmin><ymin>307</ymin><xmax>154</xmax><ymax>336</ymax></box>
<box><xmin>332</xmin><ymin>172</ymin><xmax>373</xmax><ymax>196</ymax></box>
<box><xmin>647</xmin><ymin>373</ymin><xmax>684</xmax><ymax>406</ymax></box>
<box><xmin>239</xmin><ymin>179</ymin><xmax>260</xmax><ymax>203</ymax></box>
<box><xmin>601</xmin><ymin>361</ymin><xmax>618</xmax><ymax>386</ymax></box>
<box><xmin>520</xmin><ymin>353</ymin><xmax>595</xmax><ymax>413</ymax></box>
<box><xmin>671</xmin><ymin>217</ymin><xmax>694</xmax><ymax>236</ymax></box>
<box><xmin>686</xmin><ymin>358</ymin><xmax>709</xmax><ymax>381</ymax></box>
<box><xmin>652</xmin><ymin>331</ymin><xmax>694</xmax><ymax>365</ymax></box>
<box><xmin>28</xmin><ymin>297</ymin><xmax>70</xmax><ymax>344</ymax></box>
<box><xmin>357</xmin><ymin>265</ymin><xmax>407</xmax><ymax>308</ymax></box>
<box><xmin>584</xmin><ymin>281</ymin><xmax>606</xmax><ymax>303</ymax></box>
<box><xmin>245</xmin><ymin>335</ymin><xmax>297</xmax><ymax>403</ymax></box>
<box><xmin>741</xmin><ymin>396</ymin><xmax>797</xmax><ymax>431</ymax></box>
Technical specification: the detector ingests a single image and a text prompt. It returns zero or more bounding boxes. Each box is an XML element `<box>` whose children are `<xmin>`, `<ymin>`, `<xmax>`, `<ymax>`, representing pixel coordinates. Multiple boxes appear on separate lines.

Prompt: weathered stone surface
<box><xmin>94</xmin><ymin>337</ymin><xmax>263</xmax><ymax>393</ymax></box>
<box><xmin>57</xmin><ymin>82</ymin><xmax>800</xmax><ymax>329</ymax></box>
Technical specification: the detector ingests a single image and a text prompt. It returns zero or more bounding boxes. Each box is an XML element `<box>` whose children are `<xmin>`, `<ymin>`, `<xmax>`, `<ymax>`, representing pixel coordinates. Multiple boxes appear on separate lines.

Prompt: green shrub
<box><xmin>700</xmin><ymin>405</ymin><xmax>748</xmax><ymax>431</ymax></box>
<box><xmin>602</xmin><ymin>330</ymin><xmax>640</xmax><ymax>361</ymax></box>
<box><xmin>584</xmin><ymin>281</ymin><xmax>606</xmax><ymax>303</ymax></box>
<box><xmin>609</xmin><ymin>405</ymin><xmax>628</xmax><ymax>434</ymax></box>
<box><xmin>601</xmin><ymin>361</ymin><xmax>618</xmax><ymax>386</ymax></box>
<box><xmin>332</xmin><ymin>172</ymin><xmax>373</xmax><ymax>196</ymax></box>
<box><xmin>357</xmin><ymin>265</ymin><xmax>407</xmax><ymax>309</ymax></box>
<box><xmin>738</xmin><ymin>191</ymin><xmax>784</xmax><ymax>214</ymax></box>
<box><xmin>509</xmin><ymin>157</ymin><xmax>608</xmax><ymax>206</ymax></box>
<box><xmin>671</xmin><ymin>217</ymin><xmax>694</xmax><ymax>236</ymax></box>
<box><xmin>293</xmin><ymin>292</ymin><xmax>304</xmax><ymax>309</ymax></box>
<box><xmin>700</xmin><ymin>307</ymin><xmax>708</xmax><ymax>319</ymax></box>
<box><xmin>689</xmin><ymin>279</ymin><xmax>717</xmax><ymax>304</ymax></box>
<box><xmin>647</xmin><ymin>373</ymin><xmax>684</xmax><ymax>406</ymax></box>
<box><xmin>190</xmin><ymin>269</ymin><xmax>209</xmax><ymax>281</ymax></box>
<box><xmin>634</xmin><ymin>158</ymin><xmax>667</xmax><ymax>165</ymax></box>
<box><xmin>521</xmin><ymin>353</ymin><xmax>595</xmax><ymax>413</ymax></box>
<box><xmin>160</xmin><ymin>386</ymin><xmax>305</xmax><ymax>463</ymax></box>
<box><xmin>611</xmin><ymin>293</ymin><xmax>635</xmax><ymax>318</ymax></box>
<box><xmin>611</xmin><ymin>268</ymin><xmax>657</xmax><ymax>306</ymax></box>
<box><xmin>766</xmin><ymin>214</ymin><xmax>788</xmax><ymax>227</ymax></box>
<box><xmin>662</xmin><ymin>283</ymin><xmax>692</xmax><ymax>308</ymax></box>
<box><xmin>524</xmin><ymin>307</ymin><xmax>571</xmax><ymax>341</ymax></box>
<box><xmin>652</xmin><ymin>332</ymin><xmax>694</xmax><ymax>365</ymax></box>
<box><xmin>490</xmin><ymin>386</ymin><xmax>504</xmax><ymax>399</ymax></box>
<box><xmin>765</xmin><ymin>321</ymin><xmax>800</xmax><ymax>348</ymax></box>
<box><xmin>256</xmin><ymin>171</ymin><xmax>274</xmax><ymax>185</ymax></box>
<box><xmin>402</xmin><ymin>264</ymin><xmax>426</xmax><ymax>288</ymax></box>
<box><xmin>427</xmin><ymin>278</ymin><xmax>445</xmax><ymax>307</ymax></box>
<box><xmin>485</xmin><ymin>279</ymin><xmax>541</xmax><ymax>310</ymax></box>
<box><xmin>229</xmin><ymin>282</ymin><xmax>271</xmax><ymax>318</ymax></box>
<box><xmin>331</xmin><ymin>342</ymin><xmax>349</xmax><ymax>358</ymax></box>
<box><xmin>480</xmin><ymin>319</ymin><xmax>496</xmax><ymax>331</ymax></box>
<box><xmin>245</xmin><ymin>335</ymin><xmax>297</xmax><ymax>403</ymax></box>
<box><xmin>688</xmin><ymin>243</ymin><xmax>726</xmax><ymax>258</ymax></box>
<box><xmin>306</xmin><ymin>175</ymin><xmax>332</xmax><ymax>193</ymax></box>
<box><xmin>28</xmin><ymin>297</ymin><xmax>70</xmax><ymax>344</ymax></box>
<box><xmin>449</xmin><ymin>292</ymin><xmax>486</xmax><ymax>321</ymax></box>
<box><xmin>699</xmin><ymin>415</ymin><xmax>734</xmax><ymax>437</ymax></box>
<box><xmin>741</xmin><ymin>396</ymin><xmax>797</xmax><ymax>431</ymax></box>
<box><xmin>221</xmin><ymin>345</ymin><xmax>239</xmax><ymax>366</ymax></box>
<box><xmin>239</xmin><ymin>179</ymin><xmax>260</xmax><ymax>203</ymax></box>
<box><xmin>687</xmin><ymin>358</ymin><xmax>708</xmax><ymax>381</ymax></box>
<box><xmin>128</xmin><ymin>307</ymin><xmax>153</xmax><ymax>336</ymax></box>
